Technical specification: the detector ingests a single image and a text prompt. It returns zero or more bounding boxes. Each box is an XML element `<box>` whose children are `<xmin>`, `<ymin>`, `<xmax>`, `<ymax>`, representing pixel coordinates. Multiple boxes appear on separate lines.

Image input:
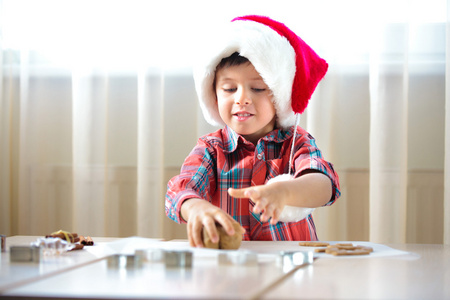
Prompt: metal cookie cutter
<box><xmin>135</xmin><ymin>248</ymin><xmax>164</xmax><ymax>263</ymax></box>
<box><xmin>164</xmin><ymin>250</ymin><xmax>193</xmax><ymax>268</ymax></box>
<box><xmin>277</xmin><ymin>251</ymin><xmax>314</xmax><ymax>271</ymax></box>
<box><xmin>1</xmin><ymin>235</ymin><xmax>6</xmax><ymax>252</ymax></box>
<box><xmin>10</xmin><ymin>246</ymin><xmax>43</xmax><ymax>263</ymax></box>
<box><xmin>218</xmin><ymin>251</ymin><xmax>258</xmax><ymax>266</ymax></box>
<box><xmin>107</xmin><ymin>254</ymin><xmax>143</xmax><ymax>269</ymax></box>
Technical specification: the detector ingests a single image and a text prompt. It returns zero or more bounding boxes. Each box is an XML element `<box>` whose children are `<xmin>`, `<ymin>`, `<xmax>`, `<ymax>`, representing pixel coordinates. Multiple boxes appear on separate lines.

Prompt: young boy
<box><xmin>165</xmin><ymin>15</ymin><xmax>340</xmax><ymax>247</ymax></box>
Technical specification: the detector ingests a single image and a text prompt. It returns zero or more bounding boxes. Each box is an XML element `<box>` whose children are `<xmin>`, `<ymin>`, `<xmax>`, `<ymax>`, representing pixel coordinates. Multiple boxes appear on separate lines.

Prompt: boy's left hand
<box><xmin>228</xmin><ymin>183</ymin><xmax>287</xmax><ymax>225</ymax></box>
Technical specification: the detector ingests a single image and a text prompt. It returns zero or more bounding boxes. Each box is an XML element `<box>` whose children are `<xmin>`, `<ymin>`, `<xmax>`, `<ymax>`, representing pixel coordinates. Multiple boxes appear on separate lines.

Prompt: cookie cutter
<box><xmin>135</xmin><ymin>248</ymin><xmax>165</xmax><ymax>263</ymax></box>
<box><xmin>1</xmin><ymin>235</ymin><xmax>5</xmax><ymax>252</ymax></box>
<box><xmin>31</xmin><ymin>237</ymin><xmax>75</xmax><ymax>255</ymax></box>
<box><xmin>107</xmin><ymin>254</ymin><xmax>143</xmax><ymax>269</ymax></box>
<box><xmin>277</xmin><ymin>251</ymin><xmax>313</xmax><ymax>271</ymax></box>
<box><xmin>218</xmin><ymin>251</ymin><xmax>258</xmax><ymax>266</ymax></box>
<box><xmin>164</xmin><ymin>250</ymin><xmax>193</xmax><ymax>268</ymax></box>
<box><xmin>10</xmin><ymin>245</ymin><xmax>43</xmax><ymax>263</ymax></box>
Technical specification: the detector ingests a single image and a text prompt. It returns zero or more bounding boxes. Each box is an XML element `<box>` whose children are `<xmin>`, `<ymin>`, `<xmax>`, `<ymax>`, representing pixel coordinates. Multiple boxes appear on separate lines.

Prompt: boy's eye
<box><xmin>223</xmin><ymin>88</ymin><xmax>237</xmax><ymax>92</ymax></box>
<box><xmin>252</xmin><ymin>88</ymin><xmax>266</xmax><ymax>92</ymax></box>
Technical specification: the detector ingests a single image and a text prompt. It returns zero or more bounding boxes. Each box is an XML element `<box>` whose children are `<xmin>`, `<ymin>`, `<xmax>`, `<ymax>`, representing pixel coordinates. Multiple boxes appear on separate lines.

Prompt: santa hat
<box><xmin>193</xmin><ymin>15</ymin><xmax>328</xmax><ymax>129</ymax></box>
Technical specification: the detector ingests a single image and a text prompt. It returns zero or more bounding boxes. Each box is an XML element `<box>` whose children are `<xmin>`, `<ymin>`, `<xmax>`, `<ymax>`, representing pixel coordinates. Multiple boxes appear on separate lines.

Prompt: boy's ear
<box><xmin>211</xmin><ymin>85</ymin><xmax>218</xmax><ymax>102</ymax></box>
<box><xmin>212</xmin><ymin>83</ymin><xmax>217</xmax><ymax>103</ymax></box>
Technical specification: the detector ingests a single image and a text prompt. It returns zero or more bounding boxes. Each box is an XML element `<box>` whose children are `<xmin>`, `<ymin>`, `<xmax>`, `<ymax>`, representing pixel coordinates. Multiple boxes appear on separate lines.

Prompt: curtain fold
<box><xmin>71</xmin><ymin>69</ymin><xmax>109</xmax><ymax>236</ymax></box>
<box><xmin>17</xmin><ymin>49</ymin><xmax>30</xmax><ymax>234</ymax></box>
<box><xmin>137</xmin><ymin>67</ymin><xmax>164</xmax><ymax>237</ymax></box>
<box><xmin>369</xmin><ymin>23</ymin><xmax>409</xmax><ymax>243</ymax></box>
<box><xmin>0</xmin><ymin>46</ymin><xmax>8</xmax><ymax>234</ymax></box>
<box><xmin>445</xmin><ymin>0</ymin><xmax>450</xmax><ymax>245</ymax></box>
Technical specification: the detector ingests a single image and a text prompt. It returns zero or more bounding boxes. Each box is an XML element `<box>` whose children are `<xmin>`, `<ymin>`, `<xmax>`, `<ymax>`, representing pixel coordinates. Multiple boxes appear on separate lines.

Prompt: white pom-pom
<box><xmin>267</xmin><ymin>174</ymin><xmax>315</xmax><ymax>223</ymax></box>
<box><xmin>277</xmin><ymin>206</ymin><xmax>315</xmax><ymax>223</ymax></box>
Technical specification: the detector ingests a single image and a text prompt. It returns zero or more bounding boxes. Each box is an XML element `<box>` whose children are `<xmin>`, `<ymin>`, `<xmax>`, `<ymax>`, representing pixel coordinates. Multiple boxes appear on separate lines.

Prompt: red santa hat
<box><xmin>193</xmin><ymin>15</ymin><xmax>328</xmax><ymax>129</ymax></box>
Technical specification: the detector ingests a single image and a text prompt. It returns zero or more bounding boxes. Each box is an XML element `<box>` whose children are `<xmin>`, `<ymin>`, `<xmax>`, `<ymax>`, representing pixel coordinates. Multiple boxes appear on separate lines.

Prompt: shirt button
<box><xmin>257</xmin><ymin>153</ymin><xmax>263</xmax><ymax>160</ymax></box>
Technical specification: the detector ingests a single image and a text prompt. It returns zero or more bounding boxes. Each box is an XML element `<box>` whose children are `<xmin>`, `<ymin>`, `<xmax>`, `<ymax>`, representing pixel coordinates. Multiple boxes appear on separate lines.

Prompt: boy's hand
<box><xmin>228</xmin><ymin>173</ymin><xmax>332</xmax><ymax>224</ymax></box>
<box><xmin>228</xmin><ymin>182</ymin><xmax>288</xmax><ymax>225</ymax></box>
<box><xmin>181</xmin><ymin>198</ymin><xmax>245</xmax><ymax>248</ymax></box>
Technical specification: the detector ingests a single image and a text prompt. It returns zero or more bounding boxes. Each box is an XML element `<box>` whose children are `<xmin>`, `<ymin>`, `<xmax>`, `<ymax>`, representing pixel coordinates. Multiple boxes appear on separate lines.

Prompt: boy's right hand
<box><xmin>181</xmin><ymin>198</ymin><xmax>245</xmax><ymax>248</ymax></box>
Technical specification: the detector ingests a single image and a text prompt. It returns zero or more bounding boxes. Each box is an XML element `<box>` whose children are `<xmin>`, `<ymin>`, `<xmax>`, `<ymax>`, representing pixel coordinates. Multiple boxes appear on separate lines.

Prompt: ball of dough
<box><xmin>218</xmin><ymin>222</ymin><xmax>242</xmax><ymax>250</ymax></box>
<box><xmin>202</xmin><ymin>222</ymin><xmax>243</xmax><ymax>250</ymax></box>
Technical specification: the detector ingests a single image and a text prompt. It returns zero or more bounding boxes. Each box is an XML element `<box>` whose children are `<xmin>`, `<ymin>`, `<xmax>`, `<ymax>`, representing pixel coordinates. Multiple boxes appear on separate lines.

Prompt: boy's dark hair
<box><xmin>216</xmin><ymin>52</ymin><xmax>249</xmax><ymax>71</ymax></box>
<box><xmin>213</xmin><ymin>52</ymin><xmax>250</xmax><ymax>89</ymax></box>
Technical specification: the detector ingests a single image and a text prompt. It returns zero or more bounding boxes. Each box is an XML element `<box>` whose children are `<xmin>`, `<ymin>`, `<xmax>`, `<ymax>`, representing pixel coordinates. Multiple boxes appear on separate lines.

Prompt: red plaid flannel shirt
<box><xmin>166</xmin><ymin>126</ymin><xmax>340</xmax><ymax>241</ymax></box>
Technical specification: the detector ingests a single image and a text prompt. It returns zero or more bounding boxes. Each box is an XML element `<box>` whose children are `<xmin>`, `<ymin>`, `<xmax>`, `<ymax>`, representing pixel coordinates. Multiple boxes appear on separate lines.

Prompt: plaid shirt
<box><xmin>165</xmin><ymin>125</ymin><xmax>340</xmax><ymax>241</ymax></box>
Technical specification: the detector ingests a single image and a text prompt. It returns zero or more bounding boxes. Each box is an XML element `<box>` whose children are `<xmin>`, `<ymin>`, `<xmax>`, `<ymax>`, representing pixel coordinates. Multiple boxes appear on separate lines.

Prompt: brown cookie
<box><xmin>299</xmin><ymin>241</ymin><xmax>330</xmax><ymax>247</ymax></box>
<box><xmin>322</xmin><ymin>243</ymin><xmax>374</xmax><ymax>256</ymax></box>
<box><xmin>314</xmin><ymin>248</ymin><xmax>327</xmax><ymax>253</ymax></box>
<box><xmin>331</xmin><ymin>249</ymin><xmax>371</xmax><ymax>256</ymax></box>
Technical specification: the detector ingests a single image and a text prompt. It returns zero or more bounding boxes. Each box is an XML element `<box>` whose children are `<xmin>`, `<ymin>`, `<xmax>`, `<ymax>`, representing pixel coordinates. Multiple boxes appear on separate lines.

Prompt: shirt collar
<box><xmin>222</xmin><ymin>125</ymin><xmax>294</xmax><ymax>153</ymax></box>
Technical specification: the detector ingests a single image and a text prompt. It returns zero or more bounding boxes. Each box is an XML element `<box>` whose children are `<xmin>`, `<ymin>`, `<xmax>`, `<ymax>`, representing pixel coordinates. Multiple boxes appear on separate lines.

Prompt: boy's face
<box><xmin>215</xmin><ymin>62</ymin><xmax>276</xmax><ymax>144</ymax></box>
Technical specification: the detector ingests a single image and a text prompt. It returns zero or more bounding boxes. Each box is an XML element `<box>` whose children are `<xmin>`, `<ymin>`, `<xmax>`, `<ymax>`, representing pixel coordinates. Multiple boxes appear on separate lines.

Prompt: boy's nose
<box><xmin>235</xmin><ymin>89</ymin><xmax>251</xmax><ymax>105</ymax></box>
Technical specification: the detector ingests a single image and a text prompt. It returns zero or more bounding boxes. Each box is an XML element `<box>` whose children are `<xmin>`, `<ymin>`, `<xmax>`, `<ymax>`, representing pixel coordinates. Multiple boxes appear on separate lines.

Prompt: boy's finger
<box><xmin>253</xmin><ymin>195</ymin><xmax>269</xmax><ymax>214</ymax></box>
<box><xmin>192</xmin><ymin>221</ymin><xmax>205</xmax><ymax>248</ymax></box>
<box><xmin>216</xmin><ymin>219</ymin><xmax>235</xmax><ymax>236</ymax></box>
<box><xmin>270</xmin><ymin>209</ymin><xmax>280</xmax><ymax>225</ymax></box>
<box><xmin>228</xmin><ymin>187</ymin><xmax>262</xmax><ymax>200</ymax></box>
<box><xmin>214</xmin><ymin>212</ymin><xmax>239</xmax><ymax>236</ymax></box>
<box><xmin>260</xmin><ymin>204</ymin><xmax>275</xmax><ymax>223</ymax></box>
<box><xmin>227</xmin><ymin>187</ymin><xmax>248</xmax><ymax>198</ymax></box>
<box><xmin>187</xmin><ymin>224</ymin><xmax>195</xmax><ymax>247</ymax></box>
<box><xmin>203</xmin><ymin>220</ymin><xmax>219</xmax><ymax>244</ymax></box>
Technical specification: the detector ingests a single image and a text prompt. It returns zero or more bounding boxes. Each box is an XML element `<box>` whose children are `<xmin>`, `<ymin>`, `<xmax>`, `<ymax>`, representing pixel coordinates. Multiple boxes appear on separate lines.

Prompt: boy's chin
<box><xmin>232</xmin><ymin>125</ymin><xmax>275</xmax><ymax>137</ymax></box>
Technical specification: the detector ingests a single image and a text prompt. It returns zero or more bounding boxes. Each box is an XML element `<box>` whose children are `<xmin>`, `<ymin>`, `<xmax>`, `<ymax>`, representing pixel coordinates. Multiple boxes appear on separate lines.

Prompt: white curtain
<box><xmin>0</xmin><ymin>0</ymin><xmax>448</xmax><ymax>244</ymax></box>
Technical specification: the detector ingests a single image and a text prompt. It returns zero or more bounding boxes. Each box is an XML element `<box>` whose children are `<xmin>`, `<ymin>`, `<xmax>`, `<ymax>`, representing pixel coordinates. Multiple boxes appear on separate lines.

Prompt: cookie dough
<box><xmin>203</xmin><ymin>222</ymin><xmax>243</xmax><ymax>250</ymax></box>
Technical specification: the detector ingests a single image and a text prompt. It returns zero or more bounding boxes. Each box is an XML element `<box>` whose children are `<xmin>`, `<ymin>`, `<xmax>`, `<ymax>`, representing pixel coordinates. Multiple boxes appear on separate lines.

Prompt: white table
<box><xmin>1</xmin><ymin>236</ymin><xmax>449</xmax><ymax>299</ymax></box>
<box><xmin>263</xmin><ymin>243</ymin><xmax>450</xmax><ymax>300</ymax></box>
<box><xmin>0</xmin><ymin>236</ymin><xmax>121</xmax><ymax>293</ymax></box>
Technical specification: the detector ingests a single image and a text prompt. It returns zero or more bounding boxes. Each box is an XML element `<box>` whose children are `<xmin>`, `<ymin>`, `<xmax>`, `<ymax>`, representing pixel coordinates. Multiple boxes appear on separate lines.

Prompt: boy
<box><xmin>165</xmin><ymin>15</ymin><xmax>340</xmax><ymax>247</ymax></box>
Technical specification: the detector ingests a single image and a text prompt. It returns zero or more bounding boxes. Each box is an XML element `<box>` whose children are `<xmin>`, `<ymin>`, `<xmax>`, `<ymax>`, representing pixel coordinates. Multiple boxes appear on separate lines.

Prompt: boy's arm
<box><xmin>165</xmin><ymin>138</ymin><xmax>217</xmax><ymax>224</ymax></box>
<box><xmin>228</xmin><ymin>171</ymin><xmax>332</xmax><ymax>225</ymax></box>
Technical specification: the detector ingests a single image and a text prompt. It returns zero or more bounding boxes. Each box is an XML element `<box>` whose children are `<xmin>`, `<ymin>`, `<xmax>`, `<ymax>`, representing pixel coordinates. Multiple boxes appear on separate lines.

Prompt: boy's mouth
<box><xmin>233</xmin><ymin>112</ymin><xmax>254</xmax><ymax>121</ymax></box>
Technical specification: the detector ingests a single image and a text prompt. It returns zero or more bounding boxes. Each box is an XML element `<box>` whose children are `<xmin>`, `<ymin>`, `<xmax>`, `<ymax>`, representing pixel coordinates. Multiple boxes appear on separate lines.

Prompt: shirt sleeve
<box><xmin>165</xmin><ymin>138</ymin><xmax>217</xmax><ymax>224</ymax></box>
<box><xmin>293</xmin><ymin>130</ymin><xmax>341</xmax><ymax>206</ymax></box>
